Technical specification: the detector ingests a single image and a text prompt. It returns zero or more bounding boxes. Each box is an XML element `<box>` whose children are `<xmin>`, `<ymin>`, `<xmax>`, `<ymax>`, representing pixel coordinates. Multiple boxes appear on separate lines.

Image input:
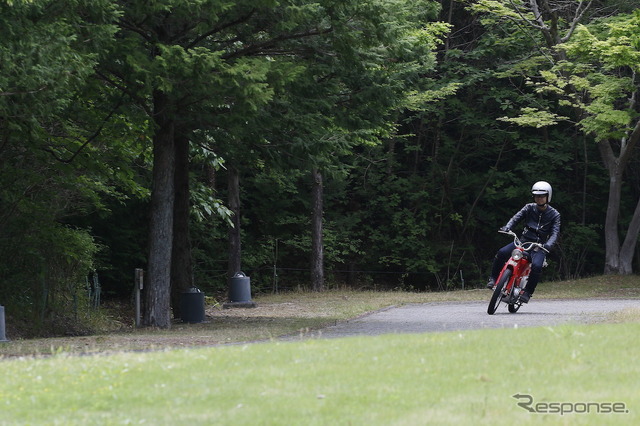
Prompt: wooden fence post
<box><xmin>135</xmin><ymin>269</ymin><xmax>144</xmax><ymax>328</ymax></box>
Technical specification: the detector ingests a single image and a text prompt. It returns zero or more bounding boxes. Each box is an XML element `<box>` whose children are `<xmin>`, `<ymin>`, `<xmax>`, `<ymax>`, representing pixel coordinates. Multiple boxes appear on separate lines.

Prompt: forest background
<box><xmin>1</xmin><ymin>0</ymin><xmax>639</xmax><ymax>333</ymax></box>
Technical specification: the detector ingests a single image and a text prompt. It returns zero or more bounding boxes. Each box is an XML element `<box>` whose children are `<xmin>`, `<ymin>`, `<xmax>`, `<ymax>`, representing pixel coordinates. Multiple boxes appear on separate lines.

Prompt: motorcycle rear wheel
<box><xmin>487</xmin><ymin>269</ymin><xmax>511</xmax><ymax>315</ymax></box>
<box><xmin>508</xmin><ymin>302</ymin><xmax>521</xmax><ymax>313</ymax></box>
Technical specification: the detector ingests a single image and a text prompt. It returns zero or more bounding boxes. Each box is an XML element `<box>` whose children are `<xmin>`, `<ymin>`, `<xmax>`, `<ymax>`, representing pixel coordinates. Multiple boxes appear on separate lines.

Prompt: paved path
<box><xmin>291</xmin><ymin>299</ymin><xmax>639</xmax><ymax>340</ymax></box>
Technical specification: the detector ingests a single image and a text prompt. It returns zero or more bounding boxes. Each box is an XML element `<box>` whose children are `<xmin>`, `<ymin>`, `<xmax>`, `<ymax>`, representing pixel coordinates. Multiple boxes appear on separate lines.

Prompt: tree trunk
<box><xmin>619</xmin><ymin>196</ymin><xmax>640</xmax><ymax>274</ymax></box>
<box><xmin>227</xmin><ymin>166</ymin><xmax>242</xmax><ymax>279</ymax></box>
<box><xmin>599</xmin><ymin>119</ymin><xmax>640</xmax><ymax>275</ymax></box>
<box><xmin>144</xmin><ymin>91</ymin><xmax>175</xmax><ymax>328</ymax></box>
<box><xmin>171</xmin><ymin>131</ymin><xmax>193</xmax><ymax>319</ymax></box>
<box><xmin>601</xmin><ymin>152</ymin><xmax>623</xmax><ymax>274</ymax></box>
<box><xmin>618</xmin><ymin>122</ymin><xmax>640</xmax><ymax>274</ymax></box>
<box><xmin>310</xmin><ymin>167</ymin><xmax>324</xmax><ymax>291</ymax></box>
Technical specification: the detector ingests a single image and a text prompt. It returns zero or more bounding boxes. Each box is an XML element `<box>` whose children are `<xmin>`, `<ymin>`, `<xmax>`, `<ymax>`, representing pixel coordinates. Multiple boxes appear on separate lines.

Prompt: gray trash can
<box><xmin>224</xmin><ymin>272</ymin><xmax>257</xmax><ymax>309</ymax></box>
<box><xmin>180</xmin><ymin>287</ymin><xmax>205</xmax><ymax>323</ymax></box>
<box><xmin>229</xmin><ymin>272</ymin><xmax>251</xmax><ymax>303</ymax></box>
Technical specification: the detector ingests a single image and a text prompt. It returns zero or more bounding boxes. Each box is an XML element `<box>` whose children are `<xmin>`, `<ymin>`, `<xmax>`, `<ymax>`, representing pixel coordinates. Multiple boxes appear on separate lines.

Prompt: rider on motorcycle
<box><xmin>486</xmin><ymin>181</ymin><xmax>561</xmax><ymax>303</ymax></box>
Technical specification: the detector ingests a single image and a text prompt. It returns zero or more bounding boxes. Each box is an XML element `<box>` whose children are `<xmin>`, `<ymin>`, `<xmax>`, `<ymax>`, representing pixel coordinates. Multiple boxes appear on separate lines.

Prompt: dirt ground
<box><xmin>0</xmin><ymin>294</ymin><xmax>366</xmax><ymax>355</ymax></box>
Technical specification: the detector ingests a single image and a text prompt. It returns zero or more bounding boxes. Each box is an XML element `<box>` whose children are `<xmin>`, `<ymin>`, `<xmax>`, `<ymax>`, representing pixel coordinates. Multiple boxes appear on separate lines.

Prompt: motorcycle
<box><xmin>487</xmin><ymin>230</ymin><xmax>548</xmax><ymax>315</ymax></box>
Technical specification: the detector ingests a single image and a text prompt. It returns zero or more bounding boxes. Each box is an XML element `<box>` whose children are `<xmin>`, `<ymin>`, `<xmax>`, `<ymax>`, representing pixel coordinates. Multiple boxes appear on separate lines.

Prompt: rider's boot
<box><xmin>519</xmin><ymin>291</ymin><xmax>531</xmax><ymax>303</ymax></box>
<box><xmin>486</xmin><ymin>277</ymin><xmax>495</xmax><ymax>289</ymax></box>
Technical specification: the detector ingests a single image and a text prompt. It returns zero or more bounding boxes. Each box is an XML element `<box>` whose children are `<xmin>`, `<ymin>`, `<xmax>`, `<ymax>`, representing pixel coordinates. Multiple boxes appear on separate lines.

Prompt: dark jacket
<box><xmin>504</xmin><ymin>203</ymin><xmax>561</xmax><ymax>249</ymax></box>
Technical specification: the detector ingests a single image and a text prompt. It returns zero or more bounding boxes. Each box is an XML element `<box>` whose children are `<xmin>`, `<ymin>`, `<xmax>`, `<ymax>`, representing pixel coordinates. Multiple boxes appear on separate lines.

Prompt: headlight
<box><xmin>511</xmin><ymin>249</ymin><xmax>524</xmax><ymax>261</ymax></box>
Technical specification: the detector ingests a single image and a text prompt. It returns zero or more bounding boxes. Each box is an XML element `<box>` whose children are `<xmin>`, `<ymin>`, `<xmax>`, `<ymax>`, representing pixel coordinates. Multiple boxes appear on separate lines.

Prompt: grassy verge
<box><xmin>1</xmin><ymin>275</ymin><xmax>638</xmax><ymax>358</ymax></box>
<box><xmin>0</xmin><ymin>322</ymin><xmax>638</xmax><ymax>425</ymax></box>
<box><xmin>536</xmin><ymin>275</ymin><xmax>640</xmax><ymax>299</ymax></box>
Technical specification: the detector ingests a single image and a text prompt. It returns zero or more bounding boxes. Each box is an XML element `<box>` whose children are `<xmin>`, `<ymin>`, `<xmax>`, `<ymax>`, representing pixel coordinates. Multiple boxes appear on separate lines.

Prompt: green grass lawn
<box><xmin>1</xmin><ymin>322</ymin><xmax>638</xmax><ymax>425</ymax></box>
<box><xmin>0</xmin><ymin>275</ymin><xmax>638</xmax><ymax>424</ymax></box>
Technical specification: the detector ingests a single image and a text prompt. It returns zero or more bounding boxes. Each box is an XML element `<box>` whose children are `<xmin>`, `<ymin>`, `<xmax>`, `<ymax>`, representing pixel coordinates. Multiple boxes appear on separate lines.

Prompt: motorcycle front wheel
<box><xmin>487</xmin><ymin>269</ymin><xmax>511</xmax><ymax>315</ymax></box>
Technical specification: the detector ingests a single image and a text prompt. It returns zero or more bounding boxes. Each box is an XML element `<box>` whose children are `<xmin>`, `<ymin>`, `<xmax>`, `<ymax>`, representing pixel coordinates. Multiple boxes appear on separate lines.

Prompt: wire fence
<box><xmin>192</xmin><ymin>265</ymin><xmax>473</xmax><ymax>296</ymax></box>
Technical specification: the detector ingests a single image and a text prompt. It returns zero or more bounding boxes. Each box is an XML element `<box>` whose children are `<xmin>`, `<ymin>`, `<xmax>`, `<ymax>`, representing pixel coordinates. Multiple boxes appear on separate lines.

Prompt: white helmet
<box><xmin>531</xmin><ymin>181</ymin><xmax>552</xmax><ymax>202</ymax></box>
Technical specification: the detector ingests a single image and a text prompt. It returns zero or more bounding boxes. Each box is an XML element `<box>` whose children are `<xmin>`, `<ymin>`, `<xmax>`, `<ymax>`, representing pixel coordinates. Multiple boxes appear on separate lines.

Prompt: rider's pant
<box><xmin>491</xmin><ymin>243</ymin><xmax>546</xmax><ymax>295</ymax></box>
<box><xmin>526</xmin><ymin>249</ymin><xmax>546</xmax><ymax>295</ymax></box>
<box><xmin>491</xmin><ymin>243</ymin><xmax>515</xmax><ymax>281</ymax></box>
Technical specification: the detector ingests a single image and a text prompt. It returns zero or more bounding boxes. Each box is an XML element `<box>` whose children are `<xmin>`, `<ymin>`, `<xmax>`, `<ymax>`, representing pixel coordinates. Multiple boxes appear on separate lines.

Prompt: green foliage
<box><xmin>556</xmin><ymin>222</ymin><xmax>603</xmax><ymax>279</ymax></box>
<box><xmin>547</xmin><ymin>13</ymin><xmax>640</xmax><ymax>141</ymax></box>
<box><xmin>0</xmin><ymin>0</ymin><xmax>147</xmax><ymax>333</ymax></box>
<box><xmin>0</xmin><ymin>220</ymin><xmax>100</xmax><ymax>334</ymax></box>
<box><xmin>3</xmin><ymin>0</ymin><xmax>639</xmax><ymax>335</ymax></box>
<box><xmin>405</xmin><ymin>82</ymin><xmax>463</xmax><ymax>112</ymax></box>
<box><xmin>485</xmin><ymin>9</ymin><xmax>640</xmax><ymax>141</ymax></box>
<box><xmin>498</xmin><ymin>107</ymin><xmax>569</xmax><ymax>128</ymax></box>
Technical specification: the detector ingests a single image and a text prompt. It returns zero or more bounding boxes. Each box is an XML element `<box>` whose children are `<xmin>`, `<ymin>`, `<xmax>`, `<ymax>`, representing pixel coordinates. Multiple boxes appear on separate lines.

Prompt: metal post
<box><xmin>135</xmin><ymin>269</ymin><xmax>144</xmax><ymax>328</ymax></box>
<box><xmin>272</xmin><ymin>239</ymin><xmax>279</xmax><ymax>294</ymax></box>
<box><xmin>0</xmin><ymin>305</ymin><xmax>9</xmax><ymax>342</ymax></box>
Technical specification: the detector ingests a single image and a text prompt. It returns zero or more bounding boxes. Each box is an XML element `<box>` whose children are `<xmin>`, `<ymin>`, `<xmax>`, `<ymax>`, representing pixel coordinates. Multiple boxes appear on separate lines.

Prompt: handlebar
<box><xmin>498</xmin><ymin>230</ymin><xmax>549</xmax><ymax>253</ymax></box>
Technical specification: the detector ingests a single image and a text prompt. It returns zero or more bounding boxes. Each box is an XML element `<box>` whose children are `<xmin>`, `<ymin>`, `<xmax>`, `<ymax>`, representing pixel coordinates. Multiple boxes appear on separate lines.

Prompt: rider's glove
<box><xmin>499</xmin><ymin>226</ymin><xmax>510</xmax><ymax>233</ymax></box>
<box><xmin>543</xmin><ymin>243</ymin><xmax>552</xmax><ymax>252</ymax></box>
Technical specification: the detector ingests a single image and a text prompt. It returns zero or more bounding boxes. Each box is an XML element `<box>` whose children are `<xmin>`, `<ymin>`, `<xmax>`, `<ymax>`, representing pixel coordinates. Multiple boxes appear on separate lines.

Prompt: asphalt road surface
<box><xmin>295</xmin><ymin>299</ymin><xmax>639</xmax><ymax>340</ymax></box>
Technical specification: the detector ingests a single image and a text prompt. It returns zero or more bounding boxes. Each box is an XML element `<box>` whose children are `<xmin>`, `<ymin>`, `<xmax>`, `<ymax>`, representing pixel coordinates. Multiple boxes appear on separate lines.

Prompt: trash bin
<box><xmin>229</xmin><ymin>272</ymin><xmax>251</xmax><ymax>303</ymax></box>
<box><xmin>180</xmin><ymin>287</ymin><xmax>205</xmax><ymax>323</ymax></box>
<box><xmin>223</xmin><ymin>272</ymin><xmax>257</xmax><ymax>309</ymax></box>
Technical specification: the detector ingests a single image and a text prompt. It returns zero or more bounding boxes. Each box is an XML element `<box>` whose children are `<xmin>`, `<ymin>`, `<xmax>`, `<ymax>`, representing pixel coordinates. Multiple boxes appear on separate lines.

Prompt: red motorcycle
<box><xmin>487</xmin><ymin>230</ymin><xmax>548</xmax><ymax>315</ymax></box>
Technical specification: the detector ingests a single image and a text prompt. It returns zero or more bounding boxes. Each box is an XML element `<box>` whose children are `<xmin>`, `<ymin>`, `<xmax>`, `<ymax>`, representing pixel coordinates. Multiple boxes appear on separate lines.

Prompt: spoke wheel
<box><xmin>508</xmin><ymin>302</ymin><xmax>521</xmax><ymax>313</ymax></box>
<box><xmin>487</xmin><ymin>269</ymin><xmax>511</xmax><ymax>315</ymax></box>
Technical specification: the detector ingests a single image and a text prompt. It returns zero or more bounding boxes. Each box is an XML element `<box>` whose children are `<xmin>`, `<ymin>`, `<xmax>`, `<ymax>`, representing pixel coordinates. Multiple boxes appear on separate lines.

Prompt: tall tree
<box><xmin>107</xmin><ymin>0</ymin><xmax>420</xmax><ymax>325</ymax></box>
<box><xmin>471</xmin><ymin>1</ymin><xmax>640</xmax><ymax>274</ymax></box>
<box><xmin>310</xmin><ymin>168</ymin><xmax>324</xmax><ymax>291</ymax></box>
<box><xmin>551</xmin><ymin>12</ymin><xmax>640</xmax><ymax>274</ymax></box>
<box><xmin>170</xmin><ymin>131</ymin><xmax>193</xmax><ymax>318</ymax></box>
<box><xmin>145</xmin><ymin>91</ymin><xmax>176</xmax><ymax>326</ymax></box>
<box><xmin>0</xmin><ymin>0</ymin><xmax>125</xmax><ymax>330</ymax></box>
<box><xmin>227</xmin><ymin>166</ymin><xmax>242</xmax><ymax>279</ymax></box>
<box><xmin>187</xmin><ymin>0</ymin><xmax>449</xmax><ymax>294</ymax></box>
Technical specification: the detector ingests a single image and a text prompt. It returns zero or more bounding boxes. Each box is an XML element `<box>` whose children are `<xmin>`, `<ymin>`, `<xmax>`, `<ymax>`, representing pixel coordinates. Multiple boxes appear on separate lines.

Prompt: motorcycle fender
<box><xmin>496</xmin><ymin>261</ymin><xmax>516</xmax><ymax>288</ymax></box>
